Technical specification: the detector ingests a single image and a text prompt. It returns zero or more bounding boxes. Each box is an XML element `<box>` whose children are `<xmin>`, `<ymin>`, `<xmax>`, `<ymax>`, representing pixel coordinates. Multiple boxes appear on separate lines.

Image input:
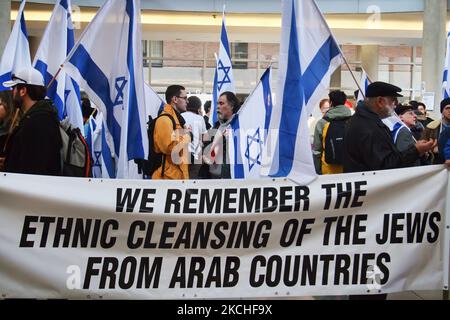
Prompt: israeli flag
<box><xmin>63</xmin><ymin>0</ymin><xmax>148</xmax><ymax>179</ymax></box>
<box><xmin>357</xmin><ymin>69</ymin><xmax>370</xmax><ymax>103</ymax></box>
<box><xmin>0</xmin><ymin>0</ymin><xmax>31</xmax><ymax>91</ymax></box>
<box><xmin>382</xmin><ymin>113</ymin><xmax>407</xmax><ymax>143</ymax></box>
<box><xmin>261</xmin><ymin>0</ymin><xmax>342</xmax><ymax>183</ymax></box>
<box><xmin>86</xmin><ymin>112</ymin><xmax>115</xmax><ymax>178</ymax></box>
<box><xmin>443</xmin><ymin>31</ymin><xmax>450</xmax><ymax>99</ymax></box>
<box><xmin>211</xmin><ymin>9</ymin><xmax>235</xmax><ymax>126</ymax></box>
<box><xmin>229</xmin><ymin>67</ymin><xmax>272</xmax><ymax>179</ymax></box>
<box><xmin>33</xmin><ymin>0</ymin><xmax>83</xmax><ymax>131</ymax></box>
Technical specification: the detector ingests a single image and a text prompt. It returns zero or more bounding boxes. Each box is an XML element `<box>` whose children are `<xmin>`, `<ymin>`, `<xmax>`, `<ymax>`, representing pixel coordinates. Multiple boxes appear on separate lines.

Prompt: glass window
<box><xmin>231</xmin><ymin>43</ymin><xmax>248</xmax><ymax>69</ymax></box>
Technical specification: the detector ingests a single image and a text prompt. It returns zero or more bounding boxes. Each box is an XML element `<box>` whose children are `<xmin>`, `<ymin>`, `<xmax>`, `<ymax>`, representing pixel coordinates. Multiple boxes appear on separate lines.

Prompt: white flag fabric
<box><xmin>229</xmin><ymin>67</ymin><xmax>273</xmax><ymax>179</ymax></box>
<box><xmin>144</xmin><ymin>81</ymin><xmax>164</xmax><ymax>119</ymax></box>
<box><xmin>382</xmin><ymin>113</ymin><xmax>408</xmax><ymax>144</ymax></box>
<box><xmin>85</xmin><ymin>112</ymin><xmax>115</xmax><ymax>179</ymax></box>
<box><xmin>443</xmin><ymin>31</ymin><xmax>450</xmax><ymax>99</ymax></box>
<box><xmin>211</xmin><ymin>10</ymin><xmax>235</xmax><ymax>126</ymax></box>
<box><xmin>63</xmin><ymin>0</ymin><xmax>148</xmax><ymax>179</ymax></box>
<box><xmin>261</xmin><ymin>0</ymin><xmax>342</xmax><ymax>183</ymax></box>
<box><xmin>0</xmin><ymin>0</ymin><xmax>31</xmax><ymax>91</ymax></box>
<box><xmin>33</xmin><ymin>0</ymin><xmax>83</xmax><ymax>130</ymax></box>
<box><xmin>357</xmin><ymin>69</ymin><xmax>370</xmax><ymax>103</ymax></box>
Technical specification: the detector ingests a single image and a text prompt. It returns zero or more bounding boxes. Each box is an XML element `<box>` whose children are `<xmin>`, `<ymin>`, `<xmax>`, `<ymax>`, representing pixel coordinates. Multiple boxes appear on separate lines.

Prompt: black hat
<box><xmin>440</xmin><ymin>98</ymin><xmax>450</xmax><ymax>113</ymax></box>
<box><xmin>365</xmin><ymin>81</ymin><xmax>403</xmax><ymax>98</ymax></box>
<box><xmin>394</xmin><ymin>104</ymin><xmax>414</xmax><ymax>116</ymax></box>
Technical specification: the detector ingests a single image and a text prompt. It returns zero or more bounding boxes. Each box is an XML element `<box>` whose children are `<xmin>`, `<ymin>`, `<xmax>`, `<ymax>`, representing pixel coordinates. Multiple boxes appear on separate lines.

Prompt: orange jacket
<box><xmin>152</xmin><ymin>104</ymin><xmax>190</xmax><ymax>180</ymax></box>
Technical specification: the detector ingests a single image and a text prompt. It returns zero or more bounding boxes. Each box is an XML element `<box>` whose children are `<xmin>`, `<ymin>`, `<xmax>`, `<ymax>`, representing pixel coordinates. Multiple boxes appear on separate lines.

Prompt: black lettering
<box><xmin>165</xmin><ymin>189</ymin><xmax>182</xmax><ymax>213</ymax></box>
<box><xmin>127</xmin><ymin>220</ymin><xmax>146</xmax><ymax>249</ymax></box>
<box><xmin>391</xmin><ymin>213</ymin><xmax>404</xmax><ymax>243</ymax></box>
<box><xmin>353</xmin><ymin>215</ymin><xmax>367</xmax><ymax>245</ymax></box>
<box><xmin>223</xmin><ymin>189</ymin><xmax>238</xmax><ymax>213</ymax></box>
<box><xmin>116</xmin><ymin>188</ymin><xmax>141</xmax><ymax>212</ymax></box>
<box><xmin>223</xmin><ymin>257</ymin><xmax>240</xmax><ymax>287</ymax></box>
<box><xmin>169</xmin><ymin>257</ymin><xmax>186</xmax><ymax>288</ymax></box>
<box><xmin>322</xmin><ymin>184</ymin><xmax>335</xmax><ymax>210</ymax></box>
<box><xmin>140</xmin><ymin>189</ymin><xmax>156</xmax><ymax>213</ymax></box>
<box><xmin>351</xmin><ymin>181</ymin><xmax>367</xmax><ymax>207</ymax></box>
<box><xmin>188</xmin><ymin>257</ymin><xmax>205</xmax><ymax>288</ymax></box>
<box><xmin>39</xmin><ymin>216</ymin><xmax>56</xmax><ymax>247</ymax></box>
<box><xmin>83</xmin><ymin>257</ymin><xmax>101</xmax><ymax>289</ymax></box>
<box><xmin>334</xmin><ymin>254</ymin><xmax>351</xmax><ymax>285</ymax></box>
<box><xmin>323</xmin><ymin>216</ymin><xmax>337</xmax><ymax>245</ymax></box>
<box><xmin>336</xmin><ymin>182</ymin><xmax>352</xmax><ymax>209</ymax></box>
<box><xmin>53</xmin><ymin>217</ymin><xmax>73</xmax><ymax>247</ymax></box>
<box><xmin>19</xmin><ymin>215</ymin><xmax>38</xmax><ymax>247</ymax></box>
<box><xmin>249</xmin><ymin>255</ymin><xmax>265</xmax><ymax>287</ymax></box>
<box><xmin>159</xmin><ymin>222</ymin><xmax>176</xmax><ymax>249</ymax></box>
<box><xmin>279</xmin><ymin>187</ymin><xmax>293</xmax><ymax>212</ymax></box>
<box><xmin>262</xmin><ymin>188</ymin><xmax>278</xmax><ymax>212</ymax></box>
<box><xmin>294</xmin><ymin>186</ymin><xmax>310</xmax><ymax>211</ymax></box>
<box><xmin>137</xmin><ymin>257</ymin><xmax>162</xmax><ymax>289</ymax></box>
<box><xmin>100</xmin><ymin>219</ymin><xmax>118</xmax><ymax>249</ymax></box>
<box><xmin>100</xmin><ymin>257</ymin><xmax>118</xmax><ymax>289</ymax></box>
<box><xmin>199</xmin><ymin>189</ymin><xmax>222</xmax><ymax>213</ymax></box>
<box><xmin>239</xmin><ymin>189</ymin><xmax>261</xmax><ymax>213</ymax></box>
<box><xmin>376</xmin><ymin>214</ymin><xmax>389</xmax><ymax>245</ymax></box>
<box><xmin>183</xmin><ymin>189</ymin><xmax>198</xmax><ymax>214</ymax></box>
<box><xmin>427</xmin><ymin>212</ymin><xmax>441</xmax><ymax>243</ymax></box>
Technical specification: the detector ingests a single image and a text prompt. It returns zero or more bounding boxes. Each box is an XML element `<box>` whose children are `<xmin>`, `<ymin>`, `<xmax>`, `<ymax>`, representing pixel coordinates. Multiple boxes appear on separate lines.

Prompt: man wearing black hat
<box><xmin>344</xmin><ymin>81</ymin><xmax>436</xmax><ymax>173</ymax></box>
<box><xmin>422</xmin><ymin>97</ymin><xmax>450</xmax><ymax>164</ymax></box>
<box><xmin>393</xmin><ymin>104</ymin><xmax>422</xmax><ymax>166</ymax></box>
<box><xmin>344</xmin><ymin>82</ymin><xmax>436</xmax><ymax>300</ymax></box>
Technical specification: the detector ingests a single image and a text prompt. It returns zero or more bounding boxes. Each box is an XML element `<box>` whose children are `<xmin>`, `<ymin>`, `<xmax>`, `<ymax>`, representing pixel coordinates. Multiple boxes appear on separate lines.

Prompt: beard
<box><xmin>12</xmin><ymin>90</ymin><xmax>23</xmax><ymax>109</ymax></box>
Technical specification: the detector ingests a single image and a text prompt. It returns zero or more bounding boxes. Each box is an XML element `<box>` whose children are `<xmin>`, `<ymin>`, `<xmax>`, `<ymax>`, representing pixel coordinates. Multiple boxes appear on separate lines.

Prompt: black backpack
<box><xmin>59</xmin><ymin>118</ymin><xmax>92</xmax><ymax>177</ymax></box>
<box><xmin>140</xmin><ymin>113</ymin><xmax>176</xmax><ymax>178</ymax></box>
<box><xmin>324</xmin><ymin>118</ymin><xmax>350</xmax><ymax>165</ymax></box>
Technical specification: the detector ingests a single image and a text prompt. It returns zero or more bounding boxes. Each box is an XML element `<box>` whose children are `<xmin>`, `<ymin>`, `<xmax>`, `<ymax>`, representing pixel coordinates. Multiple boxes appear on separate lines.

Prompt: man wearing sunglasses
<box><xmin>0</xmin><ymin>68</ymin><xmax>62</xmax><ymax>176</ymax></box>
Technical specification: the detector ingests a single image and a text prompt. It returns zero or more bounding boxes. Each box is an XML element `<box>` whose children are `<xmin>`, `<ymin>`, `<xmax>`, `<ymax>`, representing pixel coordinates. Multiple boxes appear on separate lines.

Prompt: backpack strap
<box><xmin>155</xmin><ymin>113</ymin><xmax>177</xmax><ymax>177</ymax></box>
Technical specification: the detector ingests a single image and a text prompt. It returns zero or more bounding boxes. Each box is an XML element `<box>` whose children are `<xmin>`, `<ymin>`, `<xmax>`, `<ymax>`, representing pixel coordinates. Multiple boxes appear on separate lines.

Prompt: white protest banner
<box><xmin>0</xmin><ymin>165</ymin><xmax>448</xmax><ymax>299</ymax></box>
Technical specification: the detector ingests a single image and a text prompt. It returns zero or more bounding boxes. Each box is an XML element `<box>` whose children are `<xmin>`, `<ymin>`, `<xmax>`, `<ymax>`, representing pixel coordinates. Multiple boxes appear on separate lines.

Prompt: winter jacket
<box><xmin>152</xmin><ymin>104</ymin><xmax>190</xmax><ymax>180</ymax></box>
<box><xmin>343</xmin><ymin>102</ymin><xmax>420</xmax><ymax>173</ymax></box>
<box><xmin>312</xmin><ymin>105</ymin><xmax>352</xmax><ymax>174</ymax></box>
<box><xmin>4</xmin><ymin>100</ymin><xmax>62</xmax><ymax>176</ymax></box>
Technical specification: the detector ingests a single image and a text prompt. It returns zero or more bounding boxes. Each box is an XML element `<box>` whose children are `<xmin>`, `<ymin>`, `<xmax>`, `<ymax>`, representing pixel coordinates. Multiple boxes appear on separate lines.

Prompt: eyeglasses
<box><xmin>176</xmin><ymin>96</ymin><xmax>188</xmax><ymax>100</ymax></box>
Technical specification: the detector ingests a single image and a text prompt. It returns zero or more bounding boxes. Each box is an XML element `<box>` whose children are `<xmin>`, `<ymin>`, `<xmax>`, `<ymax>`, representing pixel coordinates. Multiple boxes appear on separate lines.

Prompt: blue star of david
<box><xmin>245</xmin><ymin>128</ymin><xmax>264</xmax><ymax>172</ymax></box>
<box><xmin>113</xmin><ymin>76</ymin><xmax>128</xmax><ymax>108</ymax></box>
<box><xmin>93</xmin><ymin>151</ymin><xmax>102</xmax><ymax>168</ymax></box>
<box><xmin>217</xmin><ymin>59</ymin><xmax>231</xmax><ymax>91</ymax></box>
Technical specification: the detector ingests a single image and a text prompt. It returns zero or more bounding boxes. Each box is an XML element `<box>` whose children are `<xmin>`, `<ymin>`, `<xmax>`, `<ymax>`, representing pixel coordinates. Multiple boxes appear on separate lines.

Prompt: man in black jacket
<box><xmin>344</xmin><ymin>81</ymin><xmax>436</xmax><ymax>300</ymax></box>
<box><xmin>344</xmin><ymin>81</ymin><xmax>435</xmax><ymax>173</ymax></box>
<box><xmin>0</xmin><ymin>68</ymin><xmax>62</xmax><ymax>176</ymax></box>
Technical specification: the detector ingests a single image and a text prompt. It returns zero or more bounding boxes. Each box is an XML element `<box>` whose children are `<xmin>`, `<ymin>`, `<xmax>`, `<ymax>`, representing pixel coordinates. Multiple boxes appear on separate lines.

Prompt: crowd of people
<box><xmin>0</xmin><ymin>66</ymin><xmax>448</xmax><ymax>185</ymax></box>
<box><xmin>312</xmin><ymin>82</ymin><xmax>447</xmax><ymax>180</ymax></box>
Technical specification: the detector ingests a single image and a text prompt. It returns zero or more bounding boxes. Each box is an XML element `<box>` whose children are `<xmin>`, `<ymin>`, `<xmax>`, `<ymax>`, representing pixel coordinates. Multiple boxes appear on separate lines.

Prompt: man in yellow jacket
<box><xmin>152</xmin><ymin>85</ymin><xmax>191</xmax><ymax>180</ymax></box>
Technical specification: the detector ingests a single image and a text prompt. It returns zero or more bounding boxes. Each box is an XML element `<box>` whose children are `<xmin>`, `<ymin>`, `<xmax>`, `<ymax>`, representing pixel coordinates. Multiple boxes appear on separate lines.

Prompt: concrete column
<box><xmin>0</xmin><ymin>0</ymin><xmax>11</xmax><ymax>57</ymax></box>
<box><xmin>360</xmin><ymin>45</ymin><xmax>379</xmax><ymax>82</ymax></box>
<box><xmin>422</xmin><ymin>0</ymin><xmax>447</xmax><ymax>111</ymax></box>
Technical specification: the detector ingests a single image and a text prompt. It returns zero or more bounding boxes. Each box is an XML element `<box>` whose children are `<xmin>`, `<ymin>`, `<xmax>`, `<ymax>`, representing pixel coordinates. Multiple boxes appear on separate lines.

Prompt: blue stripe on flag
<box><xmin>0</xmin><ymin>72</ymin><xmax>12</xmax><ymax>91</ymax></box>
<box><xmin>60</xmin><ymin>0</ymin><xmax>69</xmax><ymax>10</ymax></box>
<box><xmin>68</xmin><ymin>44</ymin><xmax>121</xmax><ymax>154</ymax></box>
<box><xmin>443</xmin><ymin>70</ymin><xmax>448</xmax><ymax>83</ymax></box>
<box><xmin>231</xmin><ymin>117</ymin><xmax>244</xmax><ymax>178</ymax></box>
<box><xmin>303</xmin><ymin>36</ymin><xmax>341</xmax><ymax>105</ymax></box>
<box><xmin>261</xmin><ymin>68</ymin><xmax>272</xmax><ymax>133</ymax></box>
<box><xmin>221</xmin><ymin>20</ymin><xmax>231</xmax><ymax>58</ymax></box>
<box><xmin>125</xmin><ymin>0</ymin><xmax>144</xmax><ymax>160</ymax></box>
<box><xmin>34</xmin><ymin>59</ymin><xmax>65</xmax><ymax>119</ymax></box>
<box><xmin>212</xmin><ymin>69</ymin><xmax>218</xmax><ymax>124</ymax></box>
<box><xmin>101</xmin><ymin>123</ymin><xmax>116</xmax><ymax>178</ymax></box>
<box><xmin>272</xmin><ymin>1</ymin><xmax>303</xmax><ymax>177</ymax></box>
<box><xmin>20</xmin><ymin>10</ymin><xmax>28</xmax><ymax>38</ymax></box>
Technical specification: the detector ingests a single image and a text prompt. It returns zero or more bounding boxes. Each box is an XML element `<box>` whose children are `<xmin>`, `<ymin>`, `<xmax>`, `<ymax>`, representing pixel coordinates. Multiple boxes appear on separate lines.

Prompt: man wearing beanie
<box><xmin>422</xmin><ymin>97</ymin><xmax>450</xmax><ymax>163</ymax></box>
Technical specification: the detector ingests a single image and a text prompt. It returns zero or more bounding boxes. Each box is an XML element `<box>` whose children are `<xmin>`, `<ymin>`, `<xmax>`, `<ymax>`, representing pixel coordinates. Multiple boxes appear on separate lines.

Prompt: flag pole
<box><xmin>46</xmin><ymin>64</ymin><xmax>63</xmax><ymax>90</ymax></box>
